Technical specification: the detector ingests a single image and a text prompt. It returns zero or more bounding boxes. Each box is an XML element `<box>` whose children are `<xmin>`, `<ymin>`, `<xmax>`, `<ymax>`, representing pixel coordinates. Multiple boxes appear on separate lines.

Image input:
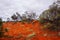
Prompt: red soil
<box><xmin>1</xmin><ymin>20</ymin><xmax>60</xmax><ymax>40</ymax></box>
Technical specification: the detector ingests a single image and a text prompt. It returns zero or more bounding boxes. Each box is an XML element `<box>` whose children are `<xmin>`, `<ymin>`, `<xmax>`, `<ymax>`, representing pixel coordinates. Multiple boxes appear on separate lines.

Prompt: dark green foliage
<box><xmin>0</xmin><ymin>18</ymin><xmax>3</xmax><ymax>26</ymax></box>
<box><xmin>0</xmin><ymin>18</ymin><xmax>4</xmax><ymax>37</ymax></box>
<box><xmin>39</xmin><ymin>1</ymin><xmax>60</xmax><ymax>31</ymax></box>
<box><xmin>11</xmin><ymin>14</ymin><xmax>18</xmax><ymax>21</ymax></box>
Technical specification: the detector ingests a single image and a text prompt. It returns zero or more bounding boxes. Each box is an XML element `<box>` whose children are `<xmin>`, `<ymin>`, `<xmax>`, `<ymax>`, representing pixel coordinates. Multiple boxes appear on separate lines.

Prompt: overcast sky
<box><xmin>0</xmin><ymin>0</ymin><xmax>56</xmax><ymax>21</ymax></box>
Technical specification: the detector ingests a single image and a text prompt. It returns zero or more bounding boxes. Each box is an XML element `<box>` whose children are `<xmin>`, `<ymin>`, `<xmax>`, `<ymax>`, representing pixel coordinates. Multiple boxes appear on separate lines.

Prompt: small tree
<box><xmin>0</xmin><ymin>18</ymin><xmax>4</xmax><ymax>37</ymax></box>
<box><xmin>11</xmin><ymin>14</ymin><xmax>18</xmax><ymax>21</ymax></box>
<box><xmin>22</xmin><ymin>14</ymin><xmax>27</xmax><ymax>21</ymax></box>
<box><xmin>25</xmin><ymin>11</ymin><xmax>37</xmax><ymax>23</ymax></box>
<box><xmin>0</xmin><ymin>18</ymin><xmax>3</xmax><ymax>26</ymax></box>
<box><xmin>16</xmin><ymin>12</ymin><xmax>22</xmax><ymax>21</ymax></box>
<box><xmin>25</xmin><ymin>11</ymin><xmax>36</xmax><ymax>19</ymax></box>
<box><xmin>7</xmin><ymin>18</ymin><xmax>10</xmax><ymax>22</ymax></box>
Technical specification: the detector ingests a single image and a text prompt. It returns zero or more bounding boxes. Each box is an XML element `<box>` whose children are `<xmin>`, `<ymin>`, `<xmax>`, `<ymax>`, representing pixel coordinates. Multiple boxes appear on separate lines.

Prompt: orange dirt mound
<box><xmin>1</xmin><ymin>20</ymin><xmax>60</xmax><ymax>40</ymax></box>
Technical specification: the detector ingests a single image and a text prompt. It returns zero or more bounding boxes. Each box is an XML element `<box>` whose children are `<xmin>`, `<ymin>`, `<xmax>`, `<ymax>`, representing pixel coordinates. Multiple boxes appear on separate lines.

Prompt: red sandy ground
<box><xmin>1</xmin><ymin>20</ymin><xmax>60</xmax><ymax>40</ymax></box>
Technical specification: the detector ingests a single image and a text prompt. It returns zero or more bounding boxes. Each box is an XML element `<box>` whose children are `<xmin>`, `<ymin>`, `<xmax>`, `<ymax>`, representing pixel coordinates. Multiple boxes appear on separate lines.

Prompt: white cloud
<box><xmin>0</xmin><ymin>0</ymin><xmax>56</xmax><ymax>21</ymax></box>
